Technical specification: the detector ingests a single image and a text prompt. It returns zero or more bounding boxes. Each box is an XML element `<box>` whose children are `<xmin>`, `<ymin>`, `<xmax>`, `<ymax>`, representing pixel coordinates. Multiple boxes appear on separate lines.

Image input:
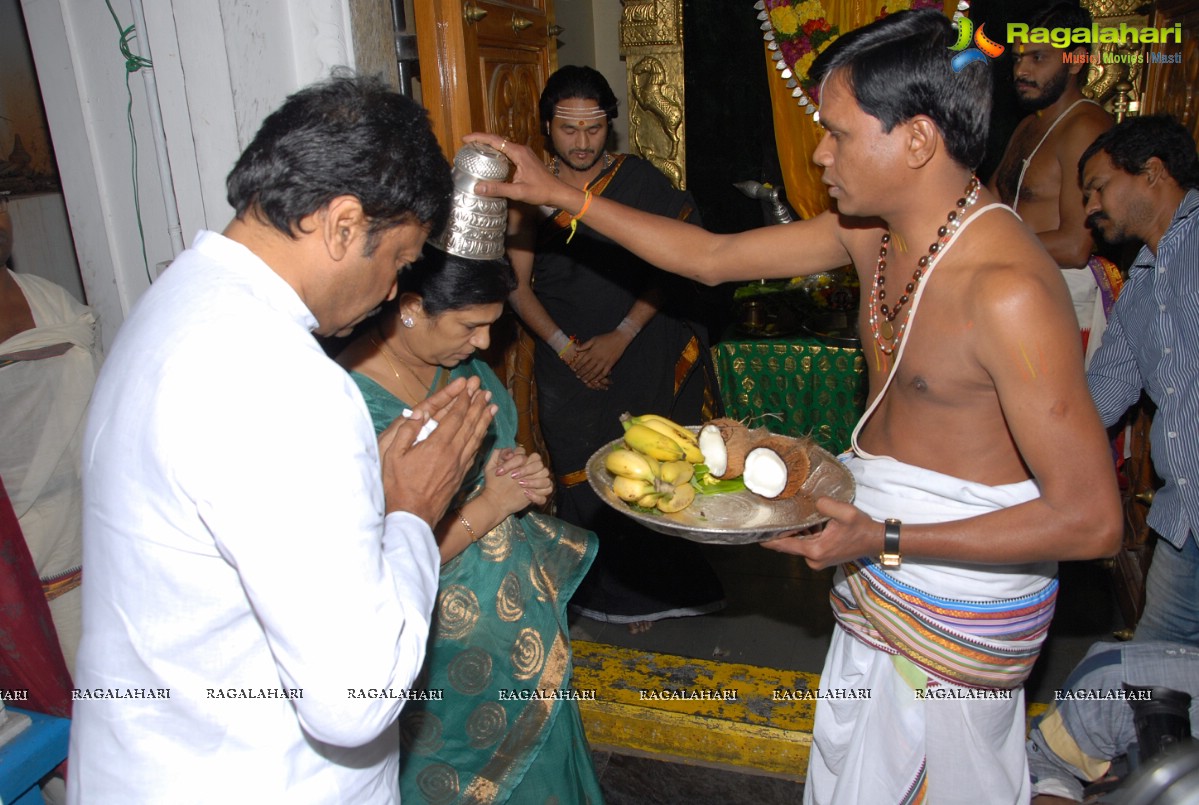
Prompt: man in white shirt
<box><xmin>68</xmin><ymin>74</ymin><xmax>496</xmax><ymax>803</ymax></box>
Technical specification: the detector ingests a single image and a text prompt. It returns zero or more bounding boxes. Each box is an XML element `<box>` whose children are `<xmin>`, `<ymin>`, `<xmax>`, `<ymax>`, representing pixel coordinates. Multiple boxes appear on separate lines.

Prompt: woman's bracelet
<box><xmin>616</xmin><ymin>317</ymin><xmax>642</xmax><ymax>339</ymax></box>
<box><xmin>458</xmin><ymin>509</ymin><xmax>480</xmax><ymax>542</ymax></box>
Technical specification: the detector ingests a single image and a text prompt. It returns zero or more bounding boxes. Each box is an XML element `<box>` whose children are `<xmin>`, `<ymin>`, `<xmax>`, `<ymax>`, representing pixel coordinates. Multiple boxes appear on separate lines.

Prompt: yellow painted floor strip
<box><xmin>572</xmin><ymin>640</ymin><xmax>820</xmax><ymax>777</ymax></box>
<box><xmin>572</xmin><ymin>640</ymin><xmax>1055</xmax><ymax>778</ymax></box>
<box><xmin>583</xmin><ymin>698</ymin><xmax>810</xmax><ymax>779</ymax></box>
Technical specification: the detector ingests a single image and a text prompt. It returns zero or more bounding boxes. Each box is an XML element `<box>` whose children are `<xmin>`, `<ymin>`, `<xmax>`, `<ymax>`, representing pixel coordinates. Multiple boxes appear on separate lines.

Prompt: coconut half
<box><xmin>697</xmin><ymin>418</ymin><xmax>755</xmax><ymax>479</ymax></box>
<box><xmin>742</xmin><ymin>436</ymin><xmax>812</xmax><ymax>499</ymax></box>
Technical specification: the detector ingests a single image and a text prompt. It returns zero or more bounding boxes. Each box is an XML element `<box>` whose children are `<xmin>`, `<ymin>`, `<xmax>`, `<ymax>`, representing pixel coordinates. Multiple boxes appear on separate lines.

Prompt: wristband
<box><xmin>616</xmin><ymin>317</ymin><xmax>642</xmax><ymax>339</ymax></box>
<box><xmin>880</xmin><ymin>518</ymin><xmax>902</xmax><ymax>569</ymax></box>
<box><xmin>557</xmin><ymin>336</ymin><xmax>577</xmax><ymax>359</ymax></box>
<box><xmin>547</xmin><ymin>329</ymin><xmax>571</xmax><ymax>353</ymax></box>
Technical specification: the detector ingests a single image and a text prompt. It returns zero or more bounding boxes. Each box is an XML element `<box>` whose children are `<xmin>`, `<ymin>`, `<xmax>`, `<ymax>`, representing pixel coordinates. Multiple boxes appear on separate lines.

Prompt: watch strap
<box><xmin>880</xmin><ymin>518</ymin><xmax>902</xmax><ymax>568</ymax></box>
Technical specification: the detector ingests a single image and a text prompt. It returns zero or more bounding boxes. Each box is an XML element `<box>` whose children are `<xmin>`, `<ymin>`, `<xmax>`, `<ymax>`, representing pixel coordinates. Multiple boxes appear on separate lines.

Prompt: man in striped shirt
<box><xmin>1081</xmin><ymin>115</ymin><xmax>1199</xmax><ymax>646</ymax></box>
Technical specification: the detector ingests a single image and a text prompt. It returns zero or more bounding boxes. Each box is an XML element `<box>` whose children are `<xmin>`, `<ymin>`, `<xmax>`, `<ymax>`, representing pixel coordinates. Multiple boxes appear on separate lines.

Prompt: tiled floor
<box><xmin>571</xmin><ymin>543</ymin><xmax>1124</xmax><ymax>802</ymax></box>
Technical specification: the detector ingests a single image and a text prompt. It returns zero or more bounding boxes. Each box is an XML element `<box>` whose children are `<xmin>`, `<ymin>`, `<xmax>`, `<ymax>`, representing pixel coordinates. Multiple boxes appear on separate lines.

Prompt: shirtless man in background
<box><xmin>473</xmin><ymin>9</ymin><xmax>1121</xmax><ymax>803</ymax></box>
<box><xmin>989</xmin><ymin>1</ymin><xmax>1114</xmax><ymax>364</ymax></box>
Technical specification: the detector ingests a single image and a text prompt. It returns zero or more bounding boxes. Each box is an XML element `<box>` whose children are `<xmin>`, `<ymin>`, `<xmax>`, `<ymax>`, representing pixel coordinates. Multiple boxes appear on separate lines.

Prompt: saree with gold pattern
<box><xmin>352</xmin><ymin>359</ymin><xmax>602</xmax><ymax>804</ymax></box>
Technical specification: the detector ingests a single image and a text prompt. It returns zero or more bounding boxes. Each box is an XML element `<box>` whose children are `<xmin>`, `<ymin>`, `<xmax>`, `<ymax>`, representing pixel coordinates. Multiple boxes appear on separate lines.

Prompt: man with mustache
<box><xmin>1081</xmin><ymin>115</ymin><xmax>1199</xmax><ymax>647</ymax></box>
<box><xmin>989</xmin><ymin>1</ymin><xmax>1114</xmax><ymax>365</ymax></box>
<box><xmin>506</xmin><ymin>65</ymin><xmax>725</xmax><ymax>633</ymax></box>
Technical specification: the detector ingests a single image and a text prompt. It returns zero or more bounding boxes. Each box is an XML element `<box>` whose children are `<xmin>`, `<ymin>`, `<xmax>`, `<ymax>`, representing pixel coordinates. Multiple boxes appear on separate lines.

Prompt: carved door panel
<box><xmin>1144</xmin><ymin>0</ymin><xmax>1199</xmax><ymax>143</ymax></box>
<box><xmin>414</xmin><ymin>0</ymin><xmax>555</xmax><ymax>158</ymax></box>
<box><xmin>620</xmin><ymin>0</ymin><xmax>687</xmax><ymax>189</ymax></box>
<box><xmin>413</xmin><ymin>0</ymin><xmax>557</xmax><ymax>457</ymax></box>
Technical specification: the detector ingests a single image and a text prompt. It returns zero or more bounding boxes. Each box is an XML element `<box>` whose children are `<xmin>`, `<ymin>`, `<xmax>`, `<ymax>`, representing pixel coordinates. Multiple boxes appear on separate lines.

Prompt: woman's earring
<box><xmin>401</xmin><ymin>316</ymin><xmax>415</xmax><ymax>329</ymax></box>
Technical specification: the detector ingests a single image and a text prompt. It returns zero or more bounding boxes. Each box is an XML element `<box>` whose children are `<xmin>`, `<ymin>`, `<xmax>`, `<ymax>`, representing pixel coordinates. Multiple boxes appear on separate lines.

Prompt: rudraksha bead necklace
<box><xmin>869</xmin><ymin>176</ymin><xmax>980</xmax><ymax>354</ymax></box>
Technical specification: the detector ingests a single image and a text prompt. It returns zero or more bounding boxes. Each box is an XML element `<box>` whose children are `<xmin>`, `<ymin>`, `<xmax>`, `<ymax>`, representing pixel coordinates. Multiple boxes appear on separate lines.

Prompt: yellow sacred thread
<box><xmin>1018</xmin><ymin>342</ymin><xmax>1038</xmax><ymax>379</ymax></box>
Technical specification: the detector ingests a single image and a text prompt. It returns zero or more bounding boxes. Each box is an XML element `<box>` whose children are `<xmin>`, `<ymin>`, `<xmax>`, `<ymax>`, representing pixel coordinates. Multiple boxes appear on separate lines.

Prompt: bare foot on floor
<box><xmin>627</xmin><ymin>621</ymin><xmax>654</xmax><ymax>634</ymax></box>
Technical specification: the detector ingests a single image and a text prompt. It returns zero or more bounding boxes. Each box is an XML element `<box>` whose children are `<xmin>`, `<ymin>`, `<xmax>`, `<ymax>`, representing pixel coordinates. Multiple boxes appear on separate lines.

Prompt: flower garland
<box><xmin>755</xmin><ymin>0</ymin><xmax>970</xmax><ymax>114</ymax></box>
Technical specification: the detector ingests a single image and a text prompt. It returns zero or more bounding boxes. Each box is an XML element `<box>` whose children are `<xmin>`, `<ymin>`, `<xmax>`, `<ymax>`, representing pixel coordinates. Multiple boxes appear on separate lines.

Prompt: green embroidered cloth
<box><xmin>712</xmin><ymin>335</ymin><xmax>867</xmax><ymax>454</ymax></box>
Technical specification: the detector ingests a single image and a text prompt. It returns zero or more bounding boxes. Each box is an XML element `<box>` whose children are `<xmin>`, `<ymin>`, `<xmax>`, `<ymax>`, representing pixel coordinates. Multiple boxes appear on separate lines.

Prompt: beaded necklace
<box><xmin>869</xmin><ymin>176</ymin><xmax>980</xmax><ymax>354</ymax></box>
<box><xmin>550</xmin><ymin>152</ymin><xmax>614</xmax><ymax>177</ymax></box>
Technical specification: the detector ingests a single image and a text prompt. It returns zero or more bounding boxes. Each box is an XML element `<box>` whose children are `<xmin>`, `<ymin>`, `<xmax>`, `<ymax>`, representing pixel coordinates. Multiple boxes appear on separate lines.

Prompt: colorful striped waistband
<box><xmin>833</xmin><ymin>559</ymin><xmax>1058</xmax><ymax>690</ymax></box>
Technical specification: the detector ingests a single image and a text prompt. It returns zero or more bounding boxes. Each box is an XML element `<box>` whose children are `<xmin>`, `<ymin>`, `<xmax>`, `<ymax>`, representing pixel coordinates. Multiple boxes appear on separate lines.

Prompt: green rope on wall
<box><xmin>104</xmin><ymin>0</ymin><xmax>154</xmax><ymax>284</ymax></box>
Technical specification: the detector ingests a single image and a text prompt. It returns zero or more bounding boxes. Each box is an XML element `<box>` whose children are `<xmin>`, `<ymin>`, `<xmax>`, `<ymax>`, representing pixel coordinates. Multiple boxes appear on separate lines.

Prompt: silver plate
<box><xmin>585</xmin><ymin>430</ymin><xmax>856</xmax><ymax>545</ymax></box>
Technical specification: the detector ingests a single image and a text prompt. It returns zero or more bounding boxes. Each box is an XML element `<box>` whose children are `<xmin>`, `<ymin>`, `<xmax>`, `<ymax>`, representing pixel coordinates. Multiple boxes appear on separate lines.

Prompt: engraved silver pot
<box><xmin>429</xmin><ymin>142</ymin><xmax>512</xmax><ymax>260</ymax></box>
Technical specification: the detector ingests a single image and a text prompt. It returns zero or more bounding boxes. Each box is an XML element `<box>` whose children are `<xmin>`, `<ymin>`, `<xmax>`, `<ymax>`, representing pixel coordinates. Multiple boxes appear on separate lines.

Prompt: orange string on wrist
<box><xmin>566</xmin><ymin>190</ymin><xmax>593</xmax><ymax>244</ymax></box>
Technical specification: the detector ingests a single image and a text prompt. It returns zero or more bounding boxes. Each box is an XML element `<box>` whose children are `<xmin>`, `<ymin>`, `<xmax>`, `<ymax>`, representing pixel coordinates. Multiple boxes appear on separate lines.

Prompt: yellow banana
<box><xmin>656</xmin><ymin>481</ymin><xmax>696</xmax><ymax>513</ymax></box>
<box><xmin>659</xmin><ymin>460</ymin><xmax>695</xmax><ymax>486</ymax></box>
<box><xmin>628</xmin><ymin>413</ymin><xmax>699</xmax><ymax>445</ymax></box>
<box><xmin>623</xmin><ymin>424</ymin><xmax>685</xmax><ymax>461</ymax></box>
<box><xmin>604</xmin><ymin>448</ymin><xmax>660</xmax><ymax>481</ymax></box>
<box><xmin>636</xmin><ymin>492</ymin><xmax>660</xmax><ymax>507</ymax></box>
<box><xmin>612</xmin><ymin>475</ymin><xmax>656</xmax><ymax>502</ymax></box>
<box><xmin>622</xmin><ymin>412</ymin><xmax>703</xmax><ymax>463</ymax></box>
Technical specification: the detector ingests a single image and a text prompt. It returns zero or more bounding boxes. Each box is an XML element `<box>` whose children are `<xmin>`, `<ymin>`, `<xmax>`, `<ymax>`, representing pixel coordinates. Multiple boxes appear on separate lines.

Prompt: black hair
<box><xmin>811</xmin><ymin>9</ymin><xmax>991</xmax><ymax>170</ymax></box>
<box><xmin>538</xmin><ymin>65</ymin><xmax>619</xmax><ymax>129</ymax></box>
<box><xmin>1029</xmin><ymin>1</ymin><xmax>1094</xmax><ymax>78</ymax></box>
<box><xmin>1029</xmin><ymin>2</ymin><xmax>1093</xmax><ymax>36</ymax></box>
<box><xmin>226</xmin><ymin>72</ymin><xmax>451</xmax><ymax>253</ymax></box>
<box><xmin>1078</xmin><ymin>114</ymin><xmax>1199</xmax><ymax>190</ymax></box>
<box><xmin>397</xmin><ymin>244</ymin><xmax>517</xmax><ymax>316</ymax></box>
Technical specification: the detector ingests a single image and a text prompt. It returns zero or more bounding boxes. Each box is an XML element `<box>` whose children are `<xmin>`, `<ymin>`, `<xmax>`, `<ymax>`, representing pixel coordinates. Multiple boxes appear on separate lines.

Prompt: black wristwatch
<box><xmin>880</xmin><ymin>518</ymin><xmax>902</xmax><ymax>569</ymax></box>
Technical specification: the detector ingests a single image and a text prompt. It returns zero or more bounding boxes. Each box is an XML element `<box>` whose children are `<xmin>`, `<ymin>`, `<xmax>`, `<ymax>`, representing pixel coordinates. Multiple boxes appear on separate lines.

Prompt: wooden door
<box><xmin>1144</xmin><ymin>0</ymin><xmax>1199</xmax><ymax>143</ymax></box>
<box><xmin>1108</xmin><ymin>400</ymin><xmax>1160</xmax><ymax>633</ymax></box>
<box><xmin>413</xmin><ymin>0</ymin><xmax>558</xmax><ymax>457</ymax></box>
<box><xmin>413</xmin><ymin>0</ymin><xmax>556</xmax><ymax>158</ymax></box>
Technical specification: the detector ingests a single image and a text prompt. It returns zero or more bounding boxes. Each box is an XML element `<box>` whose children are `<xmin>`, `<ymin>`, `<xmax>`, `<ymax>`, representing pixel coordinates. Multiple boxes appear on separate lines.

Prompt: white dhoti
<box><xmin>1060</xmin><ymin>267</ymin><xmax>1106</xmax><ymax>368</ymax></box>
<box><xmin>0</xmin><ymin>270</ymin><xmax>99</xmax><ymax>673</ymax></box>
<box><xmin>803</xmin><ymin>454</ymin><xmax>1057</xmax><ymax>805</ymax></box>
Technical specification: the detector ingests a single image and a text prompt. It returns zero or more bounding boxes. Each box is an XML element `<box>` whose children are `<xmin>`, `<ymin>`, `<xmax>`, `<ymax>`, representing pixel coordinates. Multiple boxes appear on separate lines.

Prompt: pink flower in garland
<box><xmin>781</xmin><ymin>38</ymin><xmax>808</xmax><ymax>62</ymax></box>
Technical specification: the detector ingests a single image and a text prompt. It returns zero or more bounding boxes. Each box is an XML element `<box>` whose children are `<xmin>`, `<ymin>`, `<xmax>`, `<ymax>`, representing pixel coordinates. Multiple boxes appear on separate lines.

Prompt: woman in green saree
<box><xmin>337</xmin><ymin>247</ymin><xmax>603</xmax><ymax>804</ymax></box>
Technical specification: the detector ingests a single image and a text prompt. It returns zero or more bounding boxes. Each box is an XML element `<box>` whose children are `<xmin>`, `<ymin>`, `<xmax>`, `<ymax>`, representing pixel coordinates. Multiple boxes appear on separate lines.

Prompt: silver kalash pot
<box><xmin>429</xmin><ymin>142</ymin><xmax>512</xmax><ymax>260</ymax></box>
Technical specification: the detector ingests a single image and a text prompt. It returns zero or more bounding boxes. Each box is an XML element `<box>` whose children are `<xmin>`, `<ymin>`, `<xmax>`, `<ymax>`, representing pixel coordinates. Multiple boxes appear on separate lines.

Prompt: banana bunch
<box><xmin>618</xmin><ymin>412</ymin><xmax>704</xmax><ymax>463</ymax></box>
<box><xmin>604</xmin><ymin>412</ymin><xmax>702</xmax><ymax>514</ymax></box>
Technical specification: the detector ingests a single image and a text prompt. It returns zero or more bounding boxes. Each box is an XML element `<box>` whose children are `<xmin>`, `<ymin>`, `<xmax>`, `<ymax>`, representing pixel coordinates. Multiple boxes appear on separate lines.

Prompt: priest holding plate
<box><xmin>471</xmin><ymin>9</ymin><xmax>1121</xmax><ymax>803</ymax></box>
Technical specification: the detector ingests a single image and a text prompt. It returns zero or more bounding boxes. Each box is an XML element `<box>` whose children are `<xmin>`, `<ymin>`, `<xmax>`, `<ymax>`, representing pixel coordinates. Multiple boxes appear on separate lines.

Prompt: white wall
<box><xmin>554</xmin><ymin>3</ymin><xmax>628</xmax><ymax>152</ymax></box>
<box><xmin>554</xmin><ymin>1</ymin><xmax>596</xmax><ymax>67</ymax></box>
<box><xmin>590</xmin><ymin>3</ymin><xmax>627</xmax><ymax>152</ymax></box>
<box><xmin>7</xmin><ymin>193</ymin><xmax>83</xmax><ymax>302</ymax></box>
<box><xmin>21</xmin><ymin>0</ymin><xmax>356</xmax><ymax>351</ymax></box>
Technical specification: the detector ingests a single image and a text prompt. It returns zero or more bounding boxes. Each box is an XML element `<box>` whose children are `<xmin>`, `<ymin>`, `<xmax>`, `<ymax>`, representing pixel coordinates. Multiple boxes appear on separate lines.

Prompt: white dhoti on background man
<box><xmin>0</xmin><ymin>269</ymin><xmax>99</xmax><ymax>674</ymax></box>
<box><xmin>1060</xmin><ymin>266</ymin><xmax>1107</xmax><ymax>367</ymax></box>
